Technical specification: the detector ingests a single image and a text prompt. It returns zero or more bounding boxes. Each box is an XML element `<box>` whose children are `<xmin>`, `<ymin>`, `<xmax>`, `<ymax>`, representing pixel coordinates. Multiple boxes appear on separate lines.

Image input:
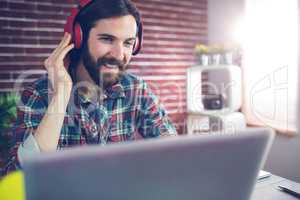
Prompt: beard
<box><xmin>81</xmin><ymin>45</ymin><xmax>127</xmax><ymax>89</ymax></box>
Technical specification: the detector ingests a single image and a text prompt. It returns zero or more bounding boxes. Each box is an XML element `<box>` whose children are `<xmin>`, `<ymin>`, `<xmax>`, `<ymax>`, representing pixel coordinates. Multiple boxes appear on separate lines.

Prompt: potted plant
<box><xmin>0</xmin><ymin>92</ymin><xmax>20</xmax><ymax>173</ymax></box>
<box><xmin>209</xmin><ymin>44</ymin><xmax>224</xmax><ymax>65</ymax></box>
<box><xmin>194</xmin><ymin>43</ymin><xmax>210</xmax><ymax>65</ymax></box>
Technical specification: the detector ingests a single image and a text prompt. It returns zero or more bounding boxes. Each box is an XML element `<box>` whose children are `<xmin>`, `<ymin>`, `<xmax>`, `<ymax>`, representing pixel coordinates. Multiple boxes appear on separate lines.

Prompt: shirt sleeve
<box><xmin>136</xmin><ymin>80</ymin><xmax>177</xmax><ymax>138</ymax></box>
<box><xmin>3</xmin><ymin>85</ymin><xmax>47</xmax><ymax>175</ymax></box>
<box><xmin>17</xmin><ymin>133</ymin><xmax>41</xmax><ymax>165</ymax></box>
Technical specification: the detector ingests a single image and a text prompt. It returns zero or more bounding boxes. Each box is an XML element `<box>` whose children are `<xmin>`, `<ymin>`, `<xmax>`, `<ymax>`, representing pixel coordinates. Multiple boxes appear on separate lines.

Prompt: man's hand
<box><xmin>44</xmin><ymin>33</ymin><xmax>74</xmax><ymax>97</ymax></box>
<box><xmin>33</xmin><ymin>33</ymin><xmax>75</xmax><ymax>152</ymax></box>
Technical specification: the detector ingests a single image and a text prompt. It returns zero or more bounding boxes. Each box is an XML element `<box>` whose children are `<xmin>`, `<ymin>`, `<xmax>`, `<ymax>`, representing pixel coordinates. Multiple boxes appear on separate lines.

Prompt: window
<box><xmin>242</xmin><ymin>0</ymin><xmax>299</xmax><ymax>133</ymax></box>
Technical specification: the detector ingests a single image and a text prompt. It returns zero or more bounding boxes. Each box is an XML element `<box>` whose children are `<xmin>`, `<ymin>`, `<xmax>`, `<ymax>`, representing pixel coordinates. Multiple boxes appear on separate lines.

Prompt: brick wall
<box><xmin>0</xmin><ymin>0</ymin><xmax>208</xmax><ymax>134</ymax></box>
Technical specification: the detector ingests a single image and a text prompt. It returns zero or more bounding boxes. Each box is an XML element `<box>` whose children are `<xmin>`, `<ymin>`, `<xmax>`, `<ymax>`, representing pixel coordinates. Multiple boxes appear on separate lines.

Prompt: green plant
<box><xmin>0</xmin><ymin>93</ymin><xmax>20</xmax><ymax>154</ymax></box>
<box><xmin>0</xmin><ymin>93</ymin><xmax>19</xmax><ymax>128</ymax></box>
<box><xmin>194</xmin><ymin>44</ymin><xmax>209</xmax><ymax>55</ymax></box>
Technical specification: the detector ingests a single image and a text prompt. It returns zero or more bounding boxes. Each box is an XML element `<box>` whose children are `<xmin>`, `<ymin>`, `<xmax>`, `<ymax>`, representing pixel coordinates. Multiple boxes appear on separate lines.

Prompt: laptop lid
<box><xmin>23</xmin><ymin>128</ymin><xmax>274</xmax><ymax>200</ymax></box>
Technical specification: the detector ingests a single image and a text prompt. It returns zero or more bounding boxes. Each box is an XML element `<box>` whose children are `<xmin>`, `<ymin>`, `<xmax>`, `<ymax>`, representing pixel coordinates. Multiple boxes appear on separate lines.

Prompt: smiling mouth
<box><xmin>104</xmin><ymin>64</ymin><xmax>119</xmax><ymax>69</ymax></box>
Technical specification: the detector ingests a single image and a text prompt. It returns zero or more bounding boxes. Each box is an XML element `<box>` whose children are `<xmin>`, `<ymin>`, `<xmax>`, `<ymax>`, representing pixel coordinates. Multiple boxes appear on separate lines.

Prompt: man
<box><xmin>4</xmin><ymin>0</ymin><xmax>177</xmax><ymax>174</ymax></box>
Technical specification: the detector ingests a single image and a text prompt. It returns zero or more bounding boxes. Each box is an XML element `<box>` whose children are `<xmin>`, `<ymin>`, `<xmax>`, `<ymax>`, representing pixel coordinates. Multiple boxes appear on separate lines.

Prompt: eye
<box><xmin>124</xmin><ymin>40</ymin><xmax>135</xmax><ymax>48</ymax></box>
<box><xmin>124</xmin><ymin>41</ymin><xmax>133</xmax><ymax>48</ymax></box>
<box><xmin>99</xmin><ymin>37</ymin><xmax>113</xmax><ymax>43</ymax></box>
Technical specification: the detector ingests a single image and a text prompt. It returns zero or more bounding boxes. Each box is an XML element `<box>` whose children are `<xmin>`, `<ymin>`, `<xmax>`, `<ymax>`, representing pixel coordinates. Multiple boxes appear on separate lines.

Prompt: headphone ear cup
<box><xmin>74</xmin><ymin>23</ymin><xmax>83</xmax><ymax>49</ymax></box>
<box><xmin>132</xmin><ymin>23</ymin><xmax>143</xmax><ymax>55</ymax></box>
<box><xmin>64</xmin><ymin>6</ymin><xmax>85</xmax><ymax>49</ymax></box>
<box><xmin>132</xmin><ymin>37</ymin><xmax>139</xmax><ymax>53</ymax></box>
<box><xmin>64</xmin><ymin>8</ymin><xmax>79</xmax><ymax>36</ymax></box>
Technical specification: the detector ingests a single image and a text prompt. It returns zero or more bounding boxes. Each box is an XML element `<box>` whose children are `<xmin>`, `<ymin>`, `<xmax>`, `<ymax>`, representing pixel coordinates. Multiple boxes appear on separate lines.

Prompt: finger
<box><xmin>52</xmin><ymin>33</ymin><xmax>72</xmax><ymax>57</ymax></box>
<box><xmin>58</xmin><ymin>32</ymin><xmax>68</xmax><ymax>47</ymax></box>
<box><xmin>57</xmin><ymin>43</ymin><xmax>75</xmax><ymax>64</ymax></box>
<box><xmin>60</xmin><ymin>32</ymin><xmax>72</xmax><ymax>49</ymax></box>
<box><xmin>57</xmin><ymin>32</ymin><xmax>71</xmax><ymax>49</ymax></box>
<box><xmin>51</xmin><ymin>35</ymin><xmax>73</xmax><ymax>62</ymax></box>
<box><xmin>45</xmin><ymin>43</ymin><xmax>73</xmax><ymax>70</ymax></box>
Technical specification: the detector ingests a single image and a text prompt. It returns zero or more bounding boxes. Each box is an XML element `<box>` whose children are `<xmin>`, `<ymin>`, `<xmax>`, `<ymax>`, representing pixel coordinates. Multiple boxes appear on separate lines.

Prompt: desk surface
<box><xmin>252</xmin><ymin>175</ymin><xmax>300</xmax><ymax>200</ymax></box>
<box><xmin>1</xmin><ymin>171</ymin><xmax>299</xmax><ymax>200</ymax></box>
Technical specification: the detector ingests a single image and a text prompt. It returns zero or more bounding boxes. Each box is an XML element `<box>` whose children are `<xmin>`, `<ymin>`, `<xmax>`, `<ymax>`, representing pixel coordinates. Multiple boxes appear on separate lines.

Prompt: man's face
<box><xmin>82</xmin><ymin>15</ymin><xmax>137</xmax><ymax>88</ymax></box>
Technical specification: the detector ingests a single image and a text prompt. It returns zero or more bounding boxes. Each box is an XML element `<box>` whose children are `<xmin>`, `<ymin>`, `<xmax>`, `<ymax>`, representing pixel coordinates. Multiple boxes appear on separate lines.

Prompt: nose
<box><xmin>109</xmin><ymin>42</ymin><xmax>125</xmax><ymax>61</ymax></box>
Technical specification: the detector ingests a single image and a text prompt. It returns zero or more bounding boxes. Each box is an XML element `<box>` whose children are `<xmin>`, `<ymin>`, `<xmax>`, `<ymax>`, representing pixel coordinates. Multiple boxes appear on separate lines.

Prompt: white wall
<box><xmin>208</xmin><ymin>0</ymin><xmax>300</xmax><ymax>182</ymax></box>
<box><xmin>208</xmin><ymin>0</ymin><xmax>245</xmax><ymax>45</ymax></box>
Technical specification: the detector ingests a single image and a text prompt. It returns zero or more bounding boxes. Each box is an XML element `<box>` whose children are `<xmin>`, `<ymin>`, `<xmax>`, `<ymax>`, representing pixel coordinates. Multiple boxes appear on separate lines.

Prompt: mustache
<box><xmin>96</xmin><ymin>57</ymin><xmax>125</xmax><ymax>69</ymax></box>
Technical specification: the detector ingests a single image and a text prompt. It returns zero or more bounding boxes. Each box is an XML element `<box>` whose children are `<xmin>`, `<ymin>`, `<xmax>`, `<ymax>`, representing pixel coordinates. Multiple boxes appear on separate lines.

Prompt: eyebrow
<box><xmin>97</xmin><ymin>33</ymin><xmax>136</xmax><ymax>42</ymax></box>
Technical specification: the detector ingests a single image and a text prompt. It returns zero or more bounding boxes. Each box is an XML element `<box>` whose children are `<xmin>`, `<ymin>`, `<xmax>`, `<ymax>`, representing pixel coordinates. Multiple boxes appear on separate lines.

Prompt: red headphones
<box><xmin>64</xmin><ymin>0</ymin><xmax>143</xmax><ymax>55</ymax></box>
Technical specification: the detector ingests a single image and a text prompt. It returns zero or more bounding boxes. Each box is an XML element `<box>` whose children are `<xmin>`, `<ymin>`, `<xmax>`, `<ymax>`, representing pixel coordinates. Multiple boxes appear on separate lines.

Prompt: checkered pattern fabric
<box><xmin>4</xmin><ymin>72</ymin><xmax>177</xmax><ymax>174</ymax></box>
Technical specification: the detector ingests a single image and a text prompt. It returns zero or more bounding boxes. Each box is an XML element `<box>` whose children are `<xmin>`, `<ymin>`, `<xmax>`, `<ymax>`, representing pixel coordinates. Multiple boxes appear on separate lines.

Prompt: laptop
<box><xmin>23</xmin><ymin>128</ymin><xmax>274</xmax><ymax>200</ymax></box>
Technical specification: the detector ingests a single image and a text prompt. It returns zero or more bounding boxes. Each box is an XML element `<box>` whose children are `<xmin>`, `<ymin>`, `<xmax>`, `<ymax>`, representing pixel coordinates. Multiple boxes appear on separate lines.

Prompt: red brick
<box><xmin>0</xmin><ymin>81</ymin><xmax>33</xmax><ymax>90</ymax></box>
<box><xmin>25</xmin><ymin>47</ymin><xmax>53</xmax><ymax>54</ymax></box>
<box><xmin>8</xmin><ymin>2</ymin><xmax>37</xmax><ymax>11</ymax></box>
<box><xmin>0</xmin><ymin>20</ymin><xmax>9</xmax><ymax>27</ymax></box>
<box><xmin>37</xmin><ymin>4</ymin><xmax>71</xmax><ymax>13</ymax></box>
<box><xmin>0</xmin><ymin>10</ymin><xmax>24</xmax><ymax>18</ymax></box>
<box><xmin>0</xmin><ymin>72</ymin><xmax>43</xmax><ymax>80</ymax></box>
<box><xmin>8</xmin><ymin>20</ymin><xmax>36</xmax><ymax>28</ymax></box>
<box><xmin>37</xmin><ymin>21</ymin><xmax>65</xmax><ymax>29</ymax></box>
<box><xmin>0</xmin><ymin>56</ymin><xmax>45</xmax><ymax>62</ymax></box>
<box><xmin>0</xmin><ymin>2</ymin><xmax>8</xmax><ymax>9</ymax></box>
<box><xmin>0</xmin><ymin>47</ymin><xmax>25</xmax><ymax>54</ymax></box>
<box><xmin>10</xmin><ymin>38</ymin><xmax>38</xmax><ymax>45</ymax></box>
<box><xmin>0</xmin><ymin>64</ymin><xmax>43</xmax><ymax>71</ymax></box>
<box><xmin>39</xmin><ymin>39</ymin><xmax>60</xmax><ymax>45</ymax></box>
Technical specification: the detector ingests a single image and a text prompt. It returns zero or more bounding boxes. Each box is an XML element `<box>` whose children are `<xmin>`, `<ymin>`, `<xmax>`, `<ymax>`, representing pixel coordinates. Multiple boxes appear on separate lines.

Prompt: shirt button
<box><xmin>91</xmin><ymin>126</ymin><xmax>96</xmax><ymax>132</ymax></box>
<box><xmin>90</xmin><ymin>126</ymin><xmax>97</xmax><ymax>135</ymax></box>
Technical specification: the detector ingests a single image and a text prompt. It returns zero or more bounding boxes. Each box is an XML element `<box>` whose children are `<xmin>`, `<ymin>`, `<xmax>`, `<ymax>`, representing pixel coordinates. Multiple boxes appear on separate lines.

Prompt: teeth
<box><xmin>105</xmin><ymin>64</ymin><xmax>117</xmax><ymax>69</ymax></box>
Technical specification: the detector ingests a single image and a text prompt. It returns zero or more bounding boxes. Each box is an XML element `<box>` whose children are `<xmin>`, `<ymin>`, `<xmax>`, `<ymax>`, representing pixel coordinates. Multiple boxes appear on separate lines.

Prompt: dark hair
<box><xmin>69</xmin><ymin>0</ymin><xmax>141</xmax><ymax>79</ymax></box>
<box><xmin>77</xmin><ymin>0</ymin><xmax>141</xmax><ymax>43</ymax></box>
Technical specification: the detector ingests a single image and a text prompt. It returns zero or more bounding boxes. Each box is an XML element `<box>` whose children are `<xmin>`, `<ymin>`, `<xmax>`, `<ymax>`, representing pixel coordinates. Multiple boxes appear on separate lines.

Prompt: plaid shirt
<box><xmin>4</xmin><ymin>72</ymin><xmax>177</xmax><ymax>174</ymax></box>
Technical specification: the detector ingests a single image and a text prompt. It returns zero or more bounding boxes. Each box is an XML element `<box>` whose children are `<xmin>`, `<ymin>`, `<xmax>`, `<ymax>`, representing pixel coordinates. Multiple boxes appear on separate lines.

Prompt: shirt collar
<box><xmin>105</xmin><ymin>83</ymin><xmax>125</xmax><ymax>99</ymax></box>
<box><xmin>76</xmin><ymin>81</ymin><xmax>125</xmax><ymax>105</ymax></box>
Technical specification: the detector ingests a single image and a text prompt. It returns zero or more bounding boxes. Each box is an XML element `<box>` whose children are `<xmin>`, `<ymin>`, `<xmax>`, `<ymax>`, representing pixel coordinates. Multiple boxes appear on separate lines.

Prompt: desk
<box><xmin>1</xmin><ymin>172</ymin><xmax>299</xmax><ymax>200</ymax></box>
<box><xmin>252</xmin><ymin>175</ymin><xmax>300</xmax><ymax>200</ymax></box>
